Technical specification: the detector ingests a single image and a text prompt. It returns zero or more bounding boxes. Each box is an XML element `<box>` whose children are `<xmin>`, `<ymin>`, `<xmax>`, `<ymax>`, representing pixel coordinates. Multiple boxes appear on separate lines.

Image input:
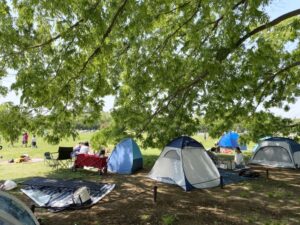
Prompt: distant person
<box><xmin>22</xmin><ymin>132</ymin><xmax>29</xmax><ymax>147</ymax></box>
<box><xmin>71</xmin><ymin>142</ymin><xmax>83</xmax><ymax>157</ymax></box>
<box><xmin>207</xmin><ymin>147</ymin><xmax>218</xmax><ymax>165</ymax></box>
<box><xmin>213</xmin><ymin>143</ymin><xmax>221</xmax><ymax>153</ymax></box>
<box><xmin>234</xmin><ymin>147</ymin><xmax>245</xmax><ymax>169</ymax></box>
<box><xmin>31</xmin><ymin>135</ymin><xmax>37</xmax><ymax>148</ymax></box>
<box><xmin>98</xmin><ymin>148</ymin><xmax>106</xmax><ymax>158</ymax></box>
<box><xmin>73</xmin><ymin>142</ymin><xmax>83</xmax><ymax>152</ymax></box>
<box><xmin>78</xmin><ymin>141</ymin><xmax>90</xmax><ymax>154</ymax></box>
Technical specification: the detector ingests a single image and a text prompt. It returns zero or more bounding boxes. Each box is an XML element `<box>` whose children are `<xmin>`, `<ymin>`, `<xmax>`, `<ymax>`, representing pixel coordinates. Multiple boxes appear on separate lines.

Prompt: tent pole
<box><xmin>220</xmin><ymin>176</ymin><xmax>224</xmax><ymax>189</ymax></box>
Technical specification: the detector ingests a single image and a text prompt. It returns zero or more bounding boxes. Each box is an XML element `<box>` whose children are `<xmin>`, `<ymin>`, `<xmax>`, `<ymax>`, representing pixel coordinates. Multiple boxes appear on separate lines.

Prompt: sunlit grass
<box><xmin>0</xmin><ymin>132</ymin><xmax>256</xmax><ymax>180</ymax></box>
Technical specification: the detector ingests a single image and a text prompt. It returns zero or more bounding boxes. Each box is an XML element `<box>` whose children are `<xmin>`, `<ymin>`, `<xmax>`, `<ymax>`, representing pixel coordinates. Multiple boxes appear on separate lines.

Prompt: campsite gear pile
<box><xmin>74</xmin><ymin>154</ymin><xmax>108</xmax><ymax>175</ymax></box>
<box><xmin>8</xmin><ymin>154</ymin><xmax>31</xmax><ymax>163</ymax></box>
<box><xmin>0</xmin><ymin>191</ymin><xmax>40</xmax><ymax>225</ymax></box>
<box><xmin>16</xmin><ymin>154</ymin><xmax>30</xmax><ymax>163</ymax></box>
<box><xmin>218</xmin><ymin>160</ymin><xmax>236</xmax><ymax>170</ymax></box>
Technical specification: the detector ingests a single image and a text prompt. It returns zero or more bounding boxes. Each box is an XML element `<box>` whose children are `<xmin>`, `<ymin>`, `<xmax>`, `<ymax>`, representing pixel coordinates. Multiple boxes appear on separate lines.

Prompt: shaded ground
<box><xmin>7</xmin><ymin>166</ymin><xmax>300</xmax><ymax>225</ymax></box>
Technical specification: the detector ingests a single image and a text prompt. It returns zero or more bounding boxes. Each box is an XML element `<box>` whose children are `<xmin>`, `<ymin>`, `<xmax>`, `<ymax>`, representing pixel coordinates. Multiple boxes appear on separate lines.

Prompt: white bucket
<box><xmin>73</xmin><ymin>186</ymin><xmax>91</xmax><ymax>205</ymax></box>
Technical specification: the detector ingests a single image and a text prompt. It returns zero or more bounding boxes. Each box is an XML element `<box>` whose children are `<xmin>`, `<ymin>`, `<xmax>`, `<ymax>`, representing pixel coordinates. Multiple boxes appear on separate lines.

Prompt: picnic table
<box><xmin>73</xmin><ymin>154</ymin><xmax>108</xmax><ymax>175</ymax></box>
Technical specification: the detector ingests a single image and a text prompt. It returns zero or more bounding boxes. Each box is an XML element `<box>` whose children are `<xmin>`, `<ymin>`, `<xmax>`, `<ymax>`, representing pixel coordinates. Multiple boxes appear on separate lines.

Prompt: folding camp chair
<box><xmin>44</xmin><ymin>147</ymin><xmax>73</xmax><ymax>169</ymax></box>
<box><xmin>44</xmin><ymin>152</ymin><xmax>57</xmax><ymax>167</ymax></box>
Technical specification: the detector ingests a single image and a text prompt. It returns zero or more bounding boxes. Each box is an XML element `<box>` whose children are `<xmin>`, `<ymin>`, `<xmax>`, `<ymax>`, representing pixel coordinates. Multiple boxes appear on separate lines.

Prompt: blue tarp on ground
<box><xmin>219</xmin><ymin>169</ymin><xmax>254</xmax><ymax>185</ymax></box>
<box><xmin>21</xmin><ymin>178</ymin><xmax>115</xmax><ymax>212</ymax></box>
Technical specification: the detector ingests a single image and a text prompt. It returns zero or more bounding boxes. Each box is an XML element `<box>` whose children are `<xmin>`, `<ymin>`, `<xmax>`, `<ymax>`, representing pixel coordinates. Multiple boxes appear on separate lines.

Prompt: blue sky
<box><xmin>263</xmin><ymin>0</ymin><xmax>300</xmax><ymax>118</ymax></box>
<box><xmin>1</xmin><ymin>0</ymin><xmax>300</xmax><ymax>118</ymax></box>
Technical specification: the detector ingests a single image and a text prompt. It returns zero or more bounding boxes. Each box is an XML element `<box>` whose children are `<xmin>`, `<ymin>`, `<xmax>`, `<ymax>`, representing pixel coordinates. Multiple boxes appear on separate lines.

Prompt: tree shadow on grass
<box><xmin>7</xmin><ymin>155</ymin><xmax>300</xmax><ymax>225</ymax></box>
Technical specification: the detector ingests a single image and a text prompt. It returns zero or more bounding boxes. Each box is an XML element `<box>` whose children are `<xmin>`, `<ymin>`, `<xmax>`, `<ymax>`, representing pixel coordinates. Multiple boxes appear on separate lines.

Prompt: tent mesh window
<box><xmin>164</xmin><ymin>150</ymin><xmax>180</xmax><ymax>160</ymax></box>
<box><xmin>254</xmin><ymin>146</ymin><xmax>292</xmax><ymax>163</ymax></box>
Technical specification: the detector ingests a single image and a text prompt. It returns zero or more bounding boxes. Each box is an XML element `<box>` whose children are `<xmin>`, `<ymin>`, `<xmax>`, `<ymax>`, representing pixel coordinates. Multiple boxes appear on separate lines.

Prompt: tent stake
<box><xmin>220</xmin><ymin>176</ymin><xmax>224</xmax><ymax>189</ymax></box>
<box><xmin>153</xmin><ymin>186</ymin><xmax>158</xmax><ymax>203</ymax></box>
<box><xmin>30</xmin><ymin>204</ymin><xmax>35</xmax><ymax>213</ymax></box>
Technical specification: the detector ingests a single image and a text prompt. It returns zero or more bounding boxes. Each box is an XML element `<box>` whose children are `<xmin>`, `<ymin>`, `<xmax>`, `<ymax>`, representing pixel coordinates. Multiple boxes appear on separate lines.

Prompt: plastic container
<box><xmin>73</xmin><ymin>186</ymin><xmax>91</xmax><ymax>205</ymax></box>
<box><xmin>0</xmin><ymin>180</ymin><xmax>17</xmax><ymax>190</ymax></box>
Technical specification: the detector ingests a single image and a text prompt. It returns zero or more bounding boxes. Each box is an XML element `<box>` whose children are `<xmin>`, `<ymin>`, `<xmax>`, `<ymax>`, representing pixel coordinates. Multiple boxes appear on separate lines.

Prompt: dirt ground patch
<box><xmin>10</xmin><ymin>167</ymin><xmax>300</xmax><ymax>225</ymax></box>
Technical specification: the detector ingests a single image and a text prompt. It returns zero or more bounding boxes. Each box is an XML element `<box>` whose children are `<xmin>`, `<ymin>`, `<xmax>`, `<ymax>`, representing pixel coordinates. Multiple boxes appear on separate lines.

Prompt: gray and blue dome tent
<box><xmin>249</xmin><ymin>137</ymin><xmax>300</xmax><ymax>169</ymax></box>
<box><xmin>0</xmin><ymin>191</ymin><xmax>40</xmax><ymax>225</ymax></box>
<box><xmin>148</xmin><ymin>136</ymin><xmax>220</xmax><ymax>191</ymax></box>
<box><xmin>108</xmin><ymin>138</ymin><xmax>143</xmax><ymax>174</ymax></box>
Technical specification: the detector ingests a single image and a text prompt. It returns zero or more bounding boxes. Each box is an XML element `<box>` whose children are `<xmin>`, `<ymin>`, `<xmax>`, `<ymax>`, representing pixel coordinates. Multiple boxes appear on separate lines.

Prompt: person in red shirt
<box><xmin>22</xmin><ymin>132</ymin><xmax>29</xmax><ymax>147</ymax></box>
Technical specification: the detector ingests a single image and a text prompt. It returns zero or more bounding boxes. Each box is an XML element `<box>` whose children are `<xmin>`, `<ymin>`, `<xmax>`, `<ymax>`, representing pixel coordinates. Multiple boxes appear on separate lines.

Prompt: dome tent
<box><xmin>218</xmin><ymin>131</ymin><xmax>247</xmax><ymax>152</ymax></box>
<box><xmin>218</xmin><ymin>131</ymin><xmax>239</xmax><ymax>149</ymax></box>
<box><xmin>108</xmin><ymin>138</ymin><xmax>143</xmax><ymax>174</ymax></box>
<box><xmin>0</xmin><ymin>191</ymin><xmax>39</xmax><ymax>225</ymax></box>
<box><xmin>249</xmin><ymin>137</ymin><xmax>300</xmax><ymax>168</ymax></box>
<box><xmin>148</xmin><ymin>136</ymin><xmax>220</xmax><ymax>191</ymax></box>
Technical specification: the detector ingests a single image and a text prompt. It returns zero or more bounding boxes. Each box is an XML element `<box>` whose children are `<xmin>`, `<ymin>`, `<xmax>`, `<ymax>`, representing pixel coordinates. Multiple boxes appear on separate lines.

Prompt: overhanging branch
<box><xmin>235</xmin><ymin>8</ymin><xmax>300</xmax><ymax>48</ymax></box>
<box><xmin>27</xmin><ymin>19</ymin><xmax>83</xmax><ymax>49</ymax></box>
<box><xmin>26</xmin><ymin>0</ymin><xmax>101</xmax><ymax>50</ymax></box>
<box><xmin>254</xmin><ymin>60</ymin><xmax>300</xmax><ymax>110</ymax></box>
<box><xmin>79</xmin><ymin>0</ymin><xmax>129</xmax><ymax>74</ymax></box>
<box><xmin>216</xmin><ymin>8</ymin><xmax>300</xmax><ymax>61</ymax></box>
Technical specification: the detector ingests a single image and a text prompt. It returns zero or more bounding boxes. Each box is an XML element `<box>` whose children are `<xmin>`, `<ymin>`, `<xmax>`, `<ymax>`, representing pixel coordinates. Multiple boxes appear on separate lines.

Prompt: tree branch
<box><xmin>27</xmin><ymin>19</ymin><xmax>83</xmax><ymax>49</ymax></box>
<box><xmin>216</xmin><ymin>8</ymin><xmax>300</xmax><ymax>61</ymax></box>
<box><xmin>190</xmin><ymin>0</ymin><xmax>248</xmax><ymax>57</ymax></box>
<box><xmin>79</xmin><ymin>0</ymin><xmax>129</xmax><ymax>74</ymax></box>
<box><xmin>254</xmin><ymin>60</ymin><xmax>300</xmax><ymax>110</ymax></box>
<box><xmin>159</xmin><ymin>2</ymin><xmax>201</xmax><ymax>51</ymax></box>
<box><xmin>138</xmin><ymin>71</ymin><xmax>208</xmax><ymax>135</ymax></box>
<box><xmin>235</xmin><ymin>8</ymin><xmax>300</xmax><ymax>48</ymax></box>
<box><xmin>154</xmin><ymin>1</ymin><xmax>191</xmax><ymax>19</ymax></box>
<box><xmin>26</xmin><ymin>0</ymin><xmax>102</xmax><ymax>50</ymax></box>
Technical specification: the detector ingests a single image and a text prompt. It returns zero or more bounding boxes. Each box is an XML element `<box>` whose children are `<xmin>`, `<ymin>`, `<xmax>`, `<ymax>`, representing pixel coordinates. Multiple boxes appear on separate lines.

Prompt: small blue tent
<box><xmin>108</xmin><ymin>138</ymin><xmax>143</xmax><ymax>174</ymax></box>
<box><xmin>218</xmin><ymin>132</ymin><xmax>239</xmax><ymax>148</ymax></box>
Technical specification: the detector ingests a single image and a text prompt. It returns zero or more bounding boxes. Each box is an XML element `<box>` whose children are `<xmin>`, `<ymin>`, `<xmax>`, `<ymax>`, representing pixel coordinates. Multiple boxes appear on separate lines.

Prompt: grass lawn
<box><xmin>0</xmin><ymin>132</ymin><xmax>254</xmax><ymax>180</ymax></box>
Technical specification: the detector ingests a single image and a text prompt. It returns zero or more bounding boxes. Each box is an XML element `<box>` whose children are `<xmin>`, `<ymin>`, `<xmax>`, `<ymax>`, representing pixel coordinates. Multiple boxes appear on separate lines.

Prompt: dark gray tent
<box><xmin>249</xmin><ymin>137</ymin><xmax>300</xmax><ymax>169</ymax></box>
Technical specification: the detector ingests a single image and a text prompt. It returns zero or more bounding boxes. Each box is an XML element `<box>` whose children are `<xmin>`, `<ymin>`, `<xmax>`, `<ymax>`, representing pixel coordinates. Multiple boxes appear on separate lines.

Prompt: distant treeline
<box><xmin>75</xmin><ymin>112</ymin><xmax>112</xmax><ymax>130</ymax></box>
